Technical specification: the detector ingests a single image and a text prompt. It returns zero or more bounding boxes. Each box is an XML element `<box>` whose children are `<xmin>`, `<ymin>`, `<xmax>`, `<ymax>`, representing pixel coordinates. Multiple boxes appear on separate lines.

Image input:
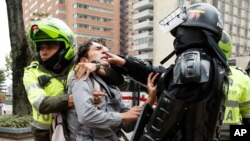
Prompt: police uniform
<box><xmin>220</xmin><ymin>66</ymin><xmax>250</xmax><ymax>140</ymax></box>
<box><xmin>23</xmin><ymin>61</ymin><xmax>70</xmax><ymax>141</ymax></box>
<box><xmin>24</xmin><ymin>18</ymin><xmax>75</xmax><ymax>141</ymax></box>
<box><xmin>112</xmin><ymin>3</ymin><xmax>229</xmax><ymax>141</ymax></box>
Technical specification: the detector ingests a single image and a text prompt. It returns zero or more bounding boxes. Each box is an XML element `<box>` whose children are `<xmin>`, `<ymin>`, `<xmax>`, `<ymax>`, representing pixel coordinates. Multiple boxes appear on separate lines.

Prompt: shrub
<box><xmin>0</xmin><ymin>115</ymin><xmax>32</xmax><ymax>128</ymax></box>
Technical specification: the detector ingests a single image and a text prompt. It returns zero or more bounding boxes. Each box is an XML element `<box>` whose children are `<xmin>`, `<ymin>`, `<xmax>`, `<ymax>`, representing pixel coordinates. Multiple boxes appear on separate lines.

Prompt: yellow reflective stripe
<box><xmin>25</xmin><ymin>83</ymin><xmax>41</xmax><ymax>94</ymax></box>
<box><xmin>225</xmin><ymin>100</ymin><xmax>239</xmax><ymax>107</ymax></box>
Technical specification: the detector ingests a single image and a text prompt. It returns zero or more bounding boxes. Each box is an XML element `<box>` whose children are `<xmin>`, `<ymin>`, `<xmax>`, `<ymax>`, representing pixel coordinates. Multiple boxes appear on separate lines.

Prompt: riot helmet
<box><xmin>159</xmin><ymin>3</ymin><xmax>228</xmax><ymax>68</ymax></box>
<box><xmin>218</xmin><ymin>31</ymin><xmax>232</xmax><ymax>60</ymax></box>
<box><xmin>160</xmin><ymin>3</ymin><xmax>223</xmax><ymax>40</ymax></box>
<box><xmin>180</xmin><ymin>3</ymin><xmax>223</xmax><ymax>39</ymax></box>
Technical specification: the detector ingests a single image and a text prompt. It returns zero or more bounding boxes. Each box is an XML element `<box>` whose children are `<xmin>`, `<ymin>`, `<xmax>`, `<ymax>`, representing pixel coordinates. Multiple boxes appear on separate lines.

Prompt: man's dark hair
<box><xmin>75</xmin><ymin>38</ymin><xmax>106</xmax><ymax>64</ymax></box>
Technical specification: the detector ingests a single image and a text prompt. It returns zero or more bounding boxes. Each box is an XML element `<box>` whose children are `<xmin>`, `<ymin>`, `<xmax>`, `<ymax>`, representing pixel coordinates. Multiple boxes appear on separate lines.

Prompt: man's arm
<box><xmin>107</xmin><ymin>53</ymin><xmax>165</xmax><ymax>85</ymax></box>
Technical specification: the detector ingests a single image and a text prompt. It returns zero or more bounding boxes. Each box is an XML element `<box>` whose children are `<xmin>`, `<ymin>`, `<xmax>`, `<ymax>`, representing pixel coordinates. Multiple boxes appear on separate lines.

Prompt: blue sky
<box><xmin>0</xmin><ymin>0</ymin><xmax>11</xmax><ymax>69</ymax></box>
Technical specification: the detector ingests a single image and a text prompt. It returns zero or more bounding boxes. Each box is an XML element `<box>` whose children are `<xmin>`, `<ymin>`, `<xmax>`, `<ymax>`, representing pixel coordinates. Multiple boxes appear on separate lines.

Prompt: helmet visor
<box><xmin>159</xmin><ymin>6</ymin><xmax>187</xmax><ymax>33</ymax></box>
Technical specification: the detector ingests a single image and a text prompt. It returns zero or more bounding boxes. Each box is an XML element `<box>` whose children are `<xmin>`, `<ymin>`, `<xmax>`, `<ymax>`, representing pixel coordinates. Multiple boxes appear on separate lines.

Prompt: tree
<box><xmin>5</xmin><ymin>0</ymin><xmax>32</xmax><ymax>116</ymax></box>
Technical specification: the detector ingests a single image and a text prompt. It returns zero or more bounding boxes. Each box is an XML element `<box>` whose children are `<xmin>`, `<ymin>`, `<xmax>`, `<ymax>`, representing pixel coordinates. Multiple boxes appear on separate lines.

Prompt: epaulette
<box><xmin>25</xmin><ymin>61</ymin><xmax>39</xmax><ymax>69</ymax></box>
<box><xmin>233</xmin><ymin>66</ymin><xmax>247</xmax><ymax>75</ymax></box>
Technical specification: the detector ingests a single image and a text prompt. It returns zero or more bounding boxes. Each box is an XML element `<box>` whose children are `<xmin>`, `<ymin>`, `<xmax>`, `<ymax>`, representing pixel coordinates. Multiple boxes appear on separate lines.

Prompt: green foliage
<box><xmin>0</xmin><ymin>115</ymin><xmax>32</xmax><ymax>128</ymax></box>
<box><xmin>0</xmin><ymin>70</ymin><xmax>5</xmax><ymax>84</ymax></box>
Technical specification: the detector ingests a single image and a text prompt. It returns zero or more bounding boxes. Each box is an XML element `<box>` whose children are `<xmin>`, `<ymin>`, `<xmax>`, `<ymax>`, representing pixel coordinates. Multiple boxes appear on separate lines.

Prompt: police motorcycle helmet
<box><xmin>218</xmin><ymin>30</ymin><xmax>232</xmax><ymax>60</ymax></box>
<box><xmin>29</xmin><ymin>18</ymin><xmax>74</xmax><ymax>72</ymax></box>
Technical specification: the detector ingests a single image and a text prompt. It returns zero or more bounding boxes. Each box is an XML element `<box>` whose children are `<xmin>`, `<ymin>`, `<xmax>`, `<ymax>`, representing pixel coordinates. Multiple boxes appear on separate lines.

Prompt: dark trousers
<box><xmin>31</xmin><ymin>126</ymin><xmax>50</xmax><ymax>141</ymax></box>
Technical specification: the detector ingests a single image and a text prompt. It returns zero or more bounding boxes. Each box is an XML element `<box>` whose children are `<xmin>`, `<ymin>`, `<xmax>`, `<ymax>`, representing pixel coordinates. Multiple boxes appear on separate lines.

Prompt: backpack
<box><xmin>51</xmin><ymin>112</ymin><xmax>71</xmax><ymax>141</ymax></box>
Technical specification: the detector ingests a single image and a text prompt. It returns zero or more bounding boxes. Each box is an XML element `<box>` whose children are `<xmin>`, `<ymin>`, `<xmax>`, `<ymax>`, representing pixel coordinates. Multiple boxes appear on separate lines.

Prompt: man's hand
<box><xmin>75</xmin><ymin>62</ymin><xmax>108</xmax><ymax>80</ymax></box>
<box><xmin>106</xmin><ymin>52</ymin><xmax>126</xmax><ymax>67</ymax></box>
<box><xmin>68</xmin><ymin>91</ymin><xmax>106</xmax><ymax>108</ymax></box>
<box><xmin>146</xmin><ymin>72</ymin><xmax>159</xmax><ymax>105</ymax></box>
<box><xmin>75</xmin><ymin>62</ymin><xmax>96</xmax><ymax>80</ymax></box>
<box><xmin>93</xmin><ymin>91</ymin><xmax>107</xmax><ymax>105</ymax></box>
<box><xmin>121</xmin><ymin>106</ymin><xmax>141</xmax><ymax>122</ymax></box>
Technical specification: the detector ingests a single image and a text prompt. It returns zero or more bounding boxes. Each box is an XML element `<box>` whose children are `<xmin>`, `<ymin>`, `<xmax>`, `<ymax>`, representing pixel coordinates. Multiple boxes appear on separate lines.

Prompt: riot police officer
<box><xmin>107</xmin><ymin>3</ymin><xmax>229</xmax><ymax>141</ymax></box>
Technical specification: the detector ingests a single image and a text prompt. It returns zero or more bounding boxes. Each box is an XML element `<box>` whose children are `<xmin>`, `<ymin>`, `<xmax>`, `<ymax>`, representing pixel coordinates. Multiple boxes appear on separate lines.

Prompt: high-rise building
<box><xmin>120</xmin><ymin>0</ymin><xmax>139</xmax><ymax>55</ymax></box>
<box><xmin>131</xmin><ymin>0</ymin><xmax>154</xmax><ymax>62</ymax></box>
<box><xmin>153</xmin><ymin>0</ymin><xmax>250</xmax><ymax>68</ymax></box>
<box><xmin>22</xmin><ymin>0</ymin><xmax>121</xmax><ymax>54</ymax></box>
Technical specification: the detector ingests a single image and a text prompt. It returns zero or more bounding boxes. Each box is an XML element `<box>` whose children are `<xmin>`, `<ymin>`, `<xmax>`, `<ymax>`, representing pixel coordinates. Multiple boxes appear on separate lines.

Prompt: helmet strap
<box><xmin>38</xmin><ymin>47</ymin><xmax>70</xmax><ymax>74</ymax></box>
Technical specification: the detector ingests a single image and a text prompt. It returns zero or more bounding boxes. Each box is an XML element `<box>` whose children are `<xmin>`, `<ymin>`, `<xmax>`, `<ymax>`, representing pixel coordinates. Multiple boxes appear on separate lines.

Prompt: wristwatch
<box><xmin>92</xmin><ymin>60</ymin><xmax>101</xmax><ymax>72</ymax></box>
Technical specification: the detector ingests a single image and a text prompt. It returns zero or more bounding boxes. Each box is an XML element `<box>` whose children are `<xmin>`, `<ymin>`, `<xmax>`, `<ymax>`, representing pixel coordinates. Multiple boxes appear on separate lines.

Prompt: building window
<box><xmin>96</xmin><ymin>0</ymin><xmax>113</xmax><ymax>4</ymax></box>
<box><xmin>178</xmin><ymin>0</ymin><xmax>184</xmax><ymax>6</ymax></box>
<box><xmin>73</xmin><ymin>13</ymin><xmax>113</xmax><ymax>23</ymax></box>
<box><xmin>74</xmin><ymin>23</ymin><xmax>113</xmax><ymax>32</ymax></box>
<box><xmin>56</xmin><ymin>9</ymin><xmax>65</xmax><ymax>14</ymax></box>
<box><xmin>59</xmin><ymin>0</ymin><xmax>65</xmax><ymax>4</ymax></box>
<box><xmin>190</xmin><ymin>0</ymin><xmax>196</xmax><ymax>4</ymax></box>
<box><xmin>236</xmin><ymin>45</ymin><xmax>240</xmax><ymax>56</ymax></box>
<box><xmin>228</xmin><ymin>59</ymin><xmax>236</xmax><ymax>66</ymax></box>
<box><xmin>73</xmin><ymin>3</ymin><xmax>113</xmax><ymax>14</ymax></box>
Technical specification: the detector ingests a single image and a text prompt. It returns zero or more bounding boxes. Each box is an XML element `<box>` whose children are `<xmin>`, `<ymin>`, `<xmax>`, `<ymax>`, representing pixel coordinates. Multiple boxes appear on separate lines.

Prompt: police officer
<box><xmin>23</xmin><ymin>18</ymin><xmax>76</xmax><ymax>141</ymax></box>
<box><xmin>107</xmin><ymin>3</ymin><xmax>229</xmax><ymax>141</ymax></box>
<box><xmin>23</xmin><ymin>18</ymin><xmax>121</xmax><ymax>141</ymax></box>
<box><xmin>218</xmin><ymin>31</ymin><xmax>250</xmax><ymax>140</ymax></box>
<box><xmin>245</xmin><ymin>61</ymin><xmax>250</xmax><ymax>77</ymax></box>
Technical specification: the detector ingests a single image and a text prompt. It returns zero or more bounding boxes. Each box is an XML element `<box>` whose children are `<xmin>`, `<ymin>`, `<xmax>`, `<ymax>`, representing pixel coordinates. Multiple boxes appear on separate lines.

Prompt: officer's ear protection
<box><xmin>58</xmin><ymin>42</ymin><xmax>72</xmax><ymax>63</ymax></box>
<box><xmin>59</xmin><ymin>48</ymin><xmax>67</xmax><ymax>62</ymax></box>
<box><xmin>38</xmin><ymin>75</ymin><xmax>54</xmax><ymax>88</ymax></box>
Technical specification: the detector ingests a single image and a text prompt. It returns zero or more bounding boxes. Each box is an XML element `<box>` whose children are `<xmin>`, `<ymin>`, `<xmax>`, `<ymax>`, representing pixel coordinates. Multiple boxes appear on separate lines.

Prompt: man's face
<box><xmin>37</xmin><ymin>42</ymin><xmax>61</xmax><ymax>61</ymax></box>
<box><xmin>83</xmin><ymin>42</ymin><xmax>109</xmax><ymax>65</ymax></box>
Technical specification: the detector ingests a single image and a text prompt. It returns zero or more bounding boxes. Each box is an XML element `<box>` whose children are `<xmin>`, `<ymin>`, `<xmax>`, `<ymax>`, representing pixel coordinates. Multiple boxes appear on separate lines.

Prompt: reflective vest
<box><xmin>220</xmin><ymin>66</ymin><xmax>250</xmax><ymax>140</ymax></box>
<box><xmin>223</xmin><ymin>66</ymin><xmax>250</xmax><ymax>124</ymax></box>
<box><xmin>23</xmin><ymin>61</ymin><xmax>66</xmax><ymax>130</ymax></box>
